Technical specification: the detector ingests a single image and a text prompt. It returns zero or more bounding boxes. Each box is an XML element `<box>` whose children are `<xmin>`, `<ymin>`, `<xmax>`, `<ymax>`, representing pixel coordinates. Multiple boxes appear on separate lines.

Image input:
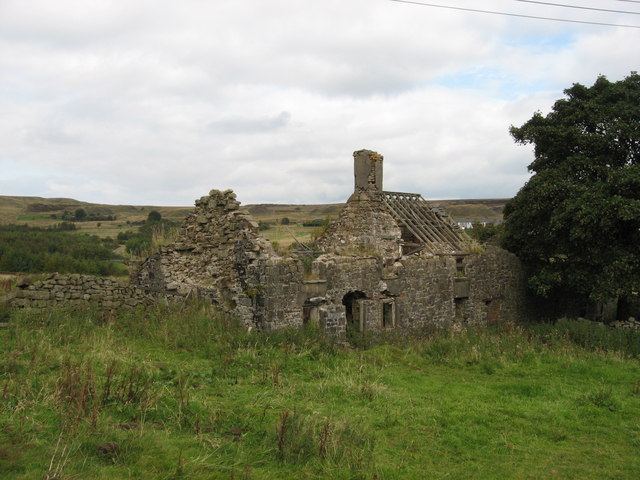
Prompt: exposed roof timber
<box><xmin>383</xmin><ymin>191</ymin><xmax>468</xmax><ymax>253</ymax></box>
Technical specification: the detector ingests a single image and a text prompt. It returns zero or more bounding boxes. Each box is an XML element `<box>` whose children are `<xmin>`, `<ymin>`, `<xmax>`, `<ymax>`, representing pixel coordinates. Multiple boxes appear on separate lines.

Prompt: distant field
<box><xmin>431</xmin><ymin>198</ymin><xmax>507</xmax><ymax>220</ymax></box>
<box><xmin>0</xmin><ymin>195</ymin><xmax>194</xmax><ymax>239</ymax></box>
<box><xmin>0</xmin><ymin>195</ymin><xmax>508</xmax><ymax>247</ymax></box>
<box><xmin>246</xmin><ymin>204</ymin><xmax>342</xmax><ymax>248</ymax></box>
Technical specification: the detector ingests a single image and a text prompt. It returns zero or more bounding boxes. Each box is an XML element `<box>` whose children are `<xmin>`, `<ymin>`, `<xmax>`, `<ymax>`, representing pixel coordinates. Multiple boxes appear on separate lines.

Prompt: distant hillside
<box><xmin>0</xmin><ymin>195</ymin><xmax>193</xmax><ymax>239</ymax></box>
<box><xmin>0</xmin><ymin>195</ymin><xmax>508</xmax><ymax>241</ymax></box>
<box><xmin>245</xmin><ymin>199</ymin><xmax>506</xmax><ymax>223</ymax></box>
<box><xmin>431</xmin><ymin>198</ymin><xmax>508</xmax><ymax>221</ymax></box>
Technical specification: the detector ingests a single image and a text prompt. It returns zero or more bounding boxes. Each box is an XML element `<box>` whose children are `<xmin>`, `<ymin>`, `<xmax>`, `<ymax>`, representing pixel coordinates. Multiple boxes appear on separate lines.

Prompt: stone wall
<box><xmin>385</xmin><ymin>255</ymin><xmax>457</xmax><ymax>329</ymax></box>
<box><xmin>8</xmin><ymin>274</ymin><xmax>153</xmax><ymax>309</ymax></box>
<box><xmin>465</xmin><ymin>246</ymin><xmax>533</xmax><ymax>325</ymax></box>
<box><xmin>310</xmin><ymin>255</ymin><xmax>381</xmax><ymax>336</ymax></box>
<box><xmin>244</xmin><ymin>257</ymin><xmax>304</xmax><ymax>331</ymax></box>
<box><xmin>3</xmin><ymin>244</ymin><xmax>533</xmax><ymax>336</ymax></box>
<box><xmin>611</xmin><ymin>317</ymin><xmax>640</xmax><ymax>330</ymax></box>
<box><xmin>290</xmin><ymin>247</ymin><xmax>534</xmax><ymax>337</ymax></box>
<box><xmin>314</xmin><ymin>255</ymin><xmax>381</xmax><ymax>299</ymax></box>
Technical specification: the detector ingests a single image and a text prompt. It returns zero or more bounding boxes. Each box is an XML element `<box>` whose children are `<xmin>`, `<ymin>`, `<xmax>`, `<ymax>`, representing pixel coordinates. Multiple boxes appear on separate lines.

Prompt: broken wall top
<box><xmin>174</xmin><ymin>189</ymin><xmax>274</xmax><ymax>255</ymax></box>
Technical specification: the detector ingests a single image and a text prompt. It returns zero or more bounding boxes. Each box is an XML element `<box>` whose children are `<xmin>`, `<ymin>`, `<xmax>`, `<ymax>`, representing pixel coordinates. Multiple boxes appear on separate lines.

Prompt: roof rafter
<box><xmin>383</xmin><ymin>191</ymin><xmax>468</xmax><ymax>254</ymax></box>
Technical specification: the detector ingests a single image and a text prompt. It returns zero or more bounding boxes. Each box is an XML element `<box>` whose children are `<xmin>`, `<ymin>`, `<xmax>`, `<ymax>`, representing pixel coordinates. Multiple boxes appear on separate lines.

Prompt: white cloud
<box><xmin>0</xmin><ymin>0</ymin><xmax>638</xmax><ymax>206</ymax></box>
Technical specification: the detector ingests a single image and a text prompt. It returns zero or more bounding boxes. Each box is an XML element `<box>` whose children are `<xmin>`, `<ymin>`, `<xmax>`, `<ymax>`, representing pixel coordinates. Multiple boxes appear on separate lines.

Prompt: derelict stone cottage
<box><xmin>132</xmin><ymin>149</ymin><xmax>530</xmax><ymax>337</ymax></box>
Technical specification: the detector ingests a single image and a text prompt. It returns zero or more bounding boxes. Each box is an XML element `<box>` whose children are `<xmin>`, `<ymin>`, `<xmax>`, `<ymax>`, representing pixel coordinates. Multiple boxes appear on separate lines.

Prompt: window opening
<box><xmin>382</xmin><ymin>301</ymin><xmax>394</xmax><ymax>328</ymax></box>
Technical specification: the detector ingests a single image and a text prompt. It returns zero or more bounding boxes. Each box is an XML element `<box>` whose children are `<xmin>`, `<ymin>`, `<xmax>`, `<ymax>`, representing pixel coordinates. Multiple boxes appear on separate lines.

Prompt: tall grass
<box><xmin>1</xmin><ymin>304</ymin><xmax>639</xmax><ymax>479</ymax></box>
<box><xmin>531</xmin><ymin>317</ymin><xmax>640</xmax><ymax>356</ymax></box>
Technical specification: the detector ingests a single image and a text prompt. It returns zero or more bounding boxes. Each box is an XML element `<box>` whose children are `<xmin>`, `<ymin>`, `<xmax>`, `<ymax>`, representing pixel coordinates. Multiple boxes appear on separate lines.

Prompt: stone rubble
<box><xmin>610</xmin><ymin>317</ymin><xmax>640</xmax><ymax>330</ymax></box>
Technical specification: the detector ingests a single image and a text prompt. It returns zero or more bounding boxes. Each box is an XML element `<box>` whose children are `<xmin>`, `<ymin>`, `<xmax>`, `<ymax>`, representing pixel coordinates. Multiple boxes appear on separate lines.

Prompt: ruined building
<box><xmin>132</xmin><ymin>149</ymin><xmax>530</xmax><ymax>336</ymax></box>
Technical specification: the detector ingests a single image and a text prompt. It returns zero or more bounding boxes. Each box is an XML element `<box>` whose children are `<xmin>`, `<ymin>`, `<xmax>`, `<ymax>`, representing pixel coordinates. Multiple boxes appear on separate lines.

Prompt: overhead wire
<box><xmin>388</xmin><ymin>0</ymin><xmax>640</xmax><ymax>28</ymax></box>
<box><xmin>513</xmin><ymin>0</ymin><xmax>640</xmax><ymax>15</ymax></box>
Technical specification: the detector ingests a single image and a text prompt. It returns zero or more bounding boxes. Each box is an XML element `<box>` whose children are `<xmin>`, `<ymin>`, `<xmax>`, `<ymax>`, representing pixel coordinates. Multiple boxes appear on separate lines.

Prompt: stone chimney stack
<box><xmin>353</xmin><ymin>149</ymin><xmax>383</xmax><ymax>193</ymax></box>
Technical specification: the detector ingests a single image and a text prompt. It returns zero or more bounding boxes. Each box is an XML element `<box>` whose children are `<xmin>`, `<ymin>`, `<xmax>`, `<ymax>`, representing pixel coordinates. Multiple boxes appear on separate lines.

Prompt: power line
<box><xmin>514</xmin><ymin>0</ymin><xmax>640</xmax><ymax>15</ymax></box>
<box><xmin>389</xmin><ymin>0</ymin><xmax>640</xmax><ymax>28</ymax></box>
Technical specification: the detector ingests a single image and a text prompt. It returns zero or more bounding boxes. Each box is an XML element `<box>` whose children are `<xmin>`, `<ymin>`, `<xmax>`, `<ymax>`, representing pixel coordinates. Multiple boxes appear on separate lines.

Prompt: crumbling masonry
<box><xmin>132</xmin><ymin>149</ymin><xmax>531</xmax><ymax>336</ymax></box>
<box><xmin>6</xmin><ymin>150</ymin><xmax>531</xmax><ymax>337</ymax></box>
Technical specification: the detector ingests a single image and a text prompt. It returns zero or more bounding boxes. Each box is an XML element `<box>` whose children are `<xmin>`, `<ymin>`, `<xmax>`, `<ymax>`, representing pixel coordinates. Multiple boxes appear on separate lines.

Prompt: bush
<box><xmin>75</xmin><ymin>208</ymin><xmax>87</xmax><ymax>221</ymax></box>
<box><xmin>147</xmin><ymin>210</ymin><xmax>162</xmax><ymax>222</ymax></box>
<box><xmin>55</xmin><ymin>222</ymin><xmax>77</xmax><ymax>231</ymax></box>
<box><xmin>302</xmin><ymin>219</ymin><xmax>324</xmax><ymax>227</ymax></box>
<box><xmin>125</xmin><ymin>236</ymin><xmax>152</xmax><ymax>257</ymax></box>
<box><xmin>468</xmin><ymin>222</ymin><xmax>502</xmax><ymax>244</ymax></box>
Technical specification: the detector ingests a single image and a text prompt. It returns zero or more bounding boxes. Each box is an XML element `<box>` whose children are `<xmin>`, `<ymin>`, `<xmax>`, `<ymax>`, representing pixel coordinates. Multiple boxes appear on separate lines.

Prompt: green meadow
<box><xmin>1</xmin><ymin>304</ymin><xmax>639</xmax><ymax>479</ymax></box>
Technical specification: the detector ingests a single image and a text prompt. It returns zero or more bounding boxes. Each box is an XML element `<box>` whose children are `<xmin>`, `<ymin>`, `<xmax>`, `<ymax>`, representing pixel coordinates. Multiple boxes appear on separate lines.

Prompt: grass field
<box><xmin>1</xmin><ymin>303</ymin><xmax>639</xmax><ymax>479</ymax></box>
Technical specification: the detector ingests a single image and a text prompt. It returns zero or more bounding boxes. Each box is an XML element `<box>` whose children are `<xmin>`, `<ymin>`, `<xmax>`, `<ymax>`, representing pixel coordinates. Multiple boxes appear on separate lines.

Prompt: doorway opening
<box><xmin>342</xmin><ymin>291</ymin><xmax>367</xmax><ymax>341</ymax></box>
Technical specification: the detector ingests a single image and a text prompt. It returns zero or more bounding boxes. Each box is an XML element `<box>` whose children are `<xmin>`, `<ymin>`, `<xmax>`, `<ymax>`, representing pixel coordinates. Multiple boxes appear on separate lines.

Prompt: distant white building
<box><xmin>455</xmin><ymin>218</ymin><xmax>503</xmax><ymax>230</ymax></box>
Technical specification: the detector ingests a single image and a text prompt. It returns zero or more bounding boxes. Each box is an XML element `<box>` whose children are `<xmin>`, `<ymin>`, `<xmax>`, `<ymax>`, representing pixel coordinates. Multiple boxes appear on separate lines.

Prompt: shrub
<box><xmin>0</xmin><ymin>225</ymin><xmax>125</xmax><ymax>275</ymax></box>
<box><xmin>147</xmin><ymin>210</ymin><xmax>162</xmax><ymax>222</ymax></box>
<box><xmin>74</xmin><ymin>208</ymin><xmax>87</xmax><ymax>221</ymax></box>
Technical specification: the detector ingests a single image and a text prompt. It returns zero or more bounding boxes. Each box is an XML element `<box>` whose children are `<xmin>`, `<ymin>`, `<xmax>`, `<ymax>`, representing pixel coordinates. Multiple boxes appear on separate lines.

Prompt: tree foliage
<box><xmin>74</xmin><ymin>208</ymin><xmax>87</xmax><ymax>221</ymax></box>
<box><xmin>503</xmin><ymin>73</ymin><xmax>640</xmax><ymax>301</ymax></box>
<box><xmin>56</xmin><ymin>209</ymin><xmax>114</xmax><ymax>222</ymax></box>
<box><xmin>468</xmin><ymin>222</ymin><xmax>503</xmax><ymax>244</ymax></box>
<box><xmin>147</xmin><ymin>210</ymin><xmax>162</xmax><ymax>222</ymax></box>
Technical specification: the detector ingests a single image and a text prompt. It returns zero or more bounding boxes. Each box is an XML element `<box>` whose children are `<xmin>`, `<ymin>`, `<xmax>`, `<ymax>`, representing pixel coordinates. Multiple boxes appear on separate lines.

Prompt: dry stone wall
<box><xmin>4</xmin><ymin>244</ymin><xmax>533</xmax><ymax>336</ymax></box>
<box><xmin>610</xmin><ymin>317</ymin><xmax>640</xmax><ymax>330</ymax></box>
<box><xmin>9</xmin><ymin>274</ymin><xmax>153</xmax><ymax>309</ymax></box>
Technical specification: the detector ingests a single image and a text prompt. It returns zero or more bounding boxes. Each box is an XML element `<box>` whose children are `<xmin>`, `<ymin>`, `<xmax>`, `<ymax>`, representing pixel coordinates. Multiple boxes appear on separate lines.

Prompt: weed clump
<box><xmin>274</xmin><ymin>409</ymin><xmax>374</xmax><ymax>470</ymax></box>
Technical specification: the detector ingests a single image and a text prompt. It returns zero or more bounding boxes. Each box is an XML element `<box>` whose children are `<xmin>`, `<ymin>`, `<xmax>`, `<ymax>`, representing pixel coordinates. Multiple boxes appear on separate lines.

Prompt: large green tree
<box><xmin>503</xmin><ymin>73</ymin><xmax>640</xmax><ymax>301</ymax></box>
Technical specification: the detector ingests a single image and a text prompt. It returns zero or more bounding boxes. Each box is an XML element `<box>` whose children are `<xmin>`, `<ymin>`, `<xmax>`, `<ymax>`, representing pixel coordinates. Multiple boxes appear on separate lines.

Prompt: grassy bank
<box><xmin>1</xmin><ymin>304</ymin><xmax>639</xmax><ymax>479</ymax></box>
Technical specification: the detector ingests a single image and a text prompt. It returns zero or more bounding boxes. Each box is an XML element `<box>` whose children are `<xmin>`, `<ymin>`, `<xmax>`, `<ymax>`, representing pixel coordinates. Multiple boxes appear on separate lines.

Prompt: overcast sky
<box><xmin>1</xmin><ymin>0</ymin><xmax>639</xmax><ymax>206</ymax></box>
